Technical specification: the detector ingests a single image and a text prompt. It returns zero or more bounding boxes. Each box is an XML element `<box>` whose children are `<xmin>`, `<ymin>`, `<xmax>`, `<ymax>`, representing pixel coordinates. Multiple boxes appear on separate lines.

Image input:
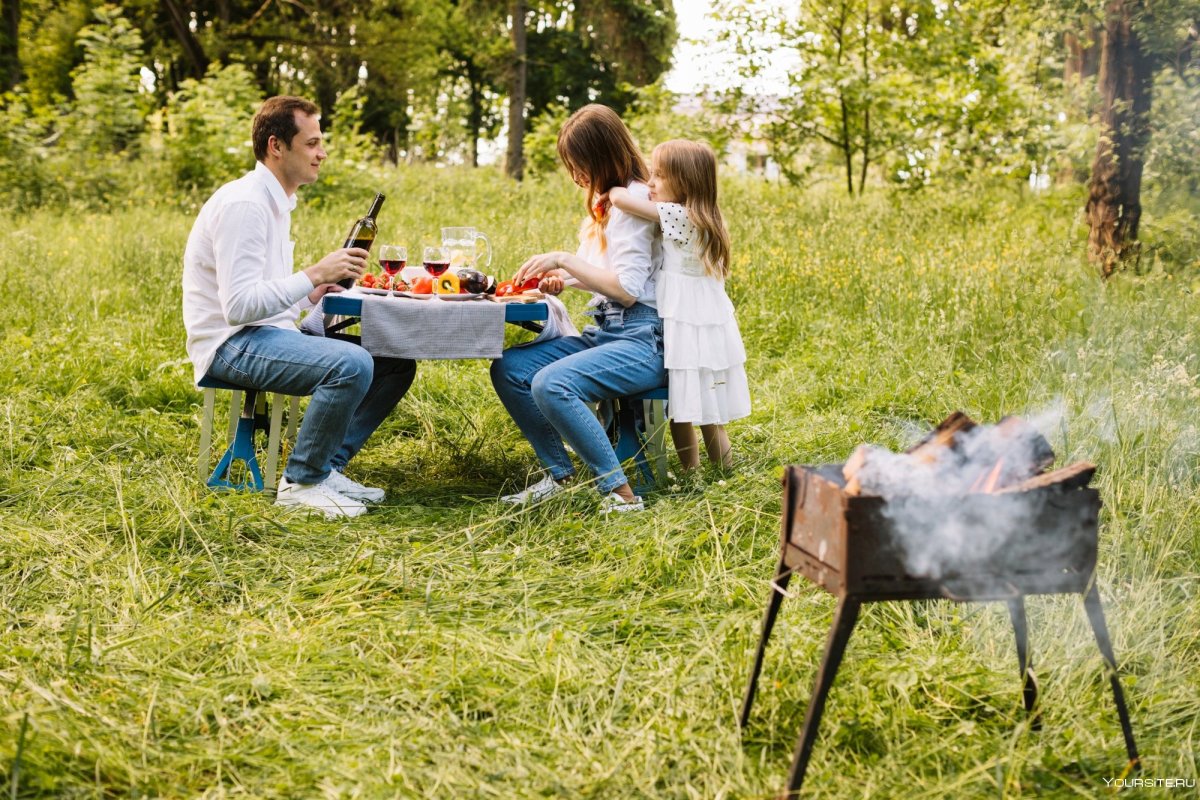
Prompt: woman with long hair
<box><xmin>490</xmin><ymin>104</ymin><xmax>665</xmax><ymax>513</ymax></box>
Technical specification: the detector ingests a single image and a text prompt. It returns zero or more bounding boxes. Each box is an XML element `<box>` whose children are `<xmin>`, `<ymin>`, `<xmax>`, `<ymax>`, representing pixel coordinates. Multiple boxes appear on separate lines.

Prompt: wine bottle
<box><xmin>338</xmin><ymin>192</ymin><xmax>385</xmax><ymax>288</ymax></box>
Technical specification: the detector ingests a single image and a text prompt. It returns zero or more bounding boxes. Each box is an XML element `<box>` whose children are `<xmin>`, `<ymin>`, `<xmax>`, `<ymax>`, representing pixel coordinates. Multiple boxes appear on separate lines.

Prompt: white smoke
<box><xmin>851</xmin><ymin>405</ymin><xmax>1072</xmax><ymax>580</ymax></box>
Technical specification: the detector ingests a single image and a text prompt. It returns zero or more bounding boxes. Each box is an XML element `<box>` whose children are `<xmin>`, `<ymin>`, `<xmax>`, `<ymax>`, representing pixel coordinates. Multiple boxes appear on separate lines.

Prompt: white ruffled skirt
<box><xmin>658</xmin><ymin>271</ymin><xmax>751</xmax><ymax>425</ymax></box>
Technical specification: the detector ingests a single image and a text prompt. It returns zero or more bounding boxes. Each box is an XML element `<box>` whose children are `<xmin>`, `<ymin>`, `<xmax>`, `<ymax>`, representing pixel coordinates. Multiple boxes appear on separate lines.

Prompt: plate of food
<box><xmin>435</xmin><ymin>293</ymin><xmax>486</xmax><ymax>301</ymax></box>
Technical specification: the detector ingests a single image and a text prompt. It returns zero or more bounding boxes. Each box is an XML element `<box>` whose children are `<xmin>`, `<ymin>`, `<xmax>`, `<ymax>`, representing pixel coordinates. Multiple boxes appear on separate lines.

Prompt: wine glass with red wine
<box><xmin>422</xmin><ymin>246</ymin><xmax>451</xmax><ymax>293</ymax></box>
<box><xmin>379</xmin><ymin>244</ymin><xmax>406</xmax><ymax>294</ymax></box>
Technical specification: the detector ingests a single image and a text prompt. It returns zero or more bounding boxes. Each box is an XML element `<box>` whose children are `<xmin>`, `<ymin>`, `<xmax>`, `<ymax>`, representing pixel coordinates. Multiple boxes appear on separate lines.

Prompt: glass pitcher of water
<box><xmin>441</xmin><ymin>227</ymin><xmax>492</xmax><ymax>272</ymax></box>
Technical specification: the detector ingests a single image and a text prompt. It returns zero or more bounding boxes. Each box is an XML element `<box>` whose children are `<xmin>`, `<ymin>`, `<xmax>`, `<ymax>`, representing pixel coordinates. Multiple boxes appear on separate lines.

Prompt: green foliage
<box><xmin>522</xmin><ymin>103</ymin><xmax>571</xmax><ymax>177</ymax></box>
<box><xmin>303</xmin><ymin>85</ymin><xmax>386</xmax><ymax>204</ymax></box>
<box><xmin>17</xmin><ymin>0</ymin><xmax>91</xmax><ymax>110</ymax></box>
<box><xmin>0</xmin><ymin>172</ymin><xmax>1197</xmax><ymax>796</ymax></box>
<box><xmin>0</xmin><ymin>92</ymin><xmax>58</xmax><ymax>208</ymax></box>
<box><xmin>163</xmin><ymin>62</ymin><xmax>262</xmax><ymax>192</ymax></box>
<box><xmin>716</xmin><ymin>0</ymin><xmax>1069</xmax><ymax>192</ymax></box>
<box><xmin>1145</xmin><ymin>66</ymin><xmax>1200</xmax><ymax>195</ymax></box>
<box><xmin>65</xmin><ymin>4</ymin><xmax>147</xmax><ymax>155</ymax></box>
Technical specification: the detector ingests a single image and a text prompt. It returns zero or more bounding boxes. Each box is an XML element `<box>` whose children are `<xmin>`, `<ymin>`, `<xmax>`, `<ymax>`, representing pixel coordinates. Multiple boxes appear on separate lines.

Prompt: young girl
<box><xmin>606</xmin><ymin>139</ymin><xmax>750</xmax><ymax>470</ymax></box>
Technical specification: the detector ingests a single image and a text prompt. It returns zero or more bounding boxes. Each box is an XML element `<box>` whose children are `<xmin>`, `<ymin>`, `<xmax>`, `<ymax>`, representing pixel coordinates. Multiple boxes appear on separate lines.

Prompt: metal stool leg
<box><xmin>784</xmin><ymin>596</ymin><xmax>861</xmax><ymax>798</ymax></box>
<box><xmin>199</xmin><ymin>388</ymin><xmax>216</xmax><ymax>482</ymax></box>
<box><xmin>1007</xmin><ymin>597</ymin><xmax>1040</xmax><ymax>727</ymax></box>
<box><xmin>741</xmin><ymin>556</ymin><xmax>792</xmax><ymax>727</ymax></box>
<box><xmin>1082</xmin><ymin>584</ymin><xmax>1140</xmax><ymax>767</ymax></box>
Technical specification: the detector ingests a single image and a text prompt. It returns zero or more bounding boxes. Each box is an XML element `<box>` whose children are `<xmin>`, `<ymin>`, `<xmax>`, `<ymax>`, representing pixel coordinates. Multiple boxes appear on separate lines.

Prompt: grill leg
<box><xmin>740</xmin><ymin>556</ymin><xmax>792</xmax><ymax>728</ymax></box>
<box><xmin>784</xmin><ymin>596</ymin><xmax>861</xmax><ymax>798</ymax></box>
<box><xmin>1006</xmin><ymin>597</ymin><xmax>1040</xmax><ymax>728</ymax></box>
<box><xmin>1082</xmin><ymin>584</ymin><xmax>1140</xmax><ymax>767</ymax></box>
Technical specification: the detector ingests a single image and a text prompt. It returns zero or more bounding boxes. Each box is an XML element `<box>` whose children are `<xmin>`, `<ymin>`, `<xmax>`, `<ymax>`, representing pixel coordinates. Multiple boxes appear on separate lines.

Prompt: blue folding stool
<box><xmin>602</xmin><ymin>385</ymin><xmax>670</xmax><ymax>488</ymax></box>
<box><xmin>197</xmin><ymin>376</ymin><xmax>301</xmax><ymax>494</ymax></box>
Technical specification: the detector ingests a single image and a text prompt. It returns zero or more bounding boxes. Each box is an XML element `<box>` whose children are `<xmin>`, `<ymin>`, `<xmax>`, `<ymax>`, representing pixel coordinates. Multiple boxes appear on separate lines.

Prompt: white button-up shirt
<box><xmin>576</xmin><ymin>181</ymin><xmax>662</xmax><ymax>308</ymax></box>
<box><xmin>182</xmin><ymin>162</ymin><xmax>316</xmax><ymax>385</ymax></box>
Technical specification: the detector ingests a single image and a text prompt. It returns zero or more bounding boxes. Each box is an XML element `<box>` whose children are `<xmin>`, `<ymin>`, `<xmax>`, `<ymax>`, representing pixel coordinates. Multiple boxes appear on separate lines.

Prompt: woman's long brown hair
<box><xmin>652</xmin><ymin>140</ymin><xmax>731</xmax><ymax>279</ymax></box>
<box><xmin>557</xmin><ymin>104</ymin><xmax>649</xmax><ymax>246</ymax></box>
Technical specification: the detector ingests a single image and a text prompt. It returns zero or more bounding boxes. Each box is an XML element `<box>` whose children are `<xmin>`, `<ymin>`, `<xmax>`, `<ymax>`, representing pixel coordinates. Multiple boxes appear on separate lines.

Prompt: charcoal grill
<box><xmin>740</xmin><ymin>463</ymin><xmax>1139</xmax><ymax>797</ymax></box>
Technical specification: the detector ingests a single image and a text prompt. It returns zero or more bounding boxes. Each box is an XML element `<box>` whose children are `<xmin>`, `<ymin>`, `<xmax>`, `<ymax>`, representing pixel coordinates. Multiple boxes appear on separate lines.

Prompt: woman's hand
<box><xmin>515</xmin><ymin>252</ymin><xmax>572</xmax><ymax>284</ymax></box>
<box><xmin>539</xmin><ymin>274</ymin><xmax>565</xmax><ymax>295</ymax></box>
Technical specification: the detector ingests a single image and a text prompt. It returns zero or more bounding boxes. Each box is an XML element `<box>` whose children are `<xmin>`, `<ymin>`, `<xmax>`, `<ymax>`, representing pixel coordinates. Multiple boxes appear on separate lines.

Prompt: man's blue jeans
<box><xmin>490</xmin><ymin>302</ymin><xmax>666</xmax><ymax>494</ymax></box>
<box><xmin>207</xmin><ymin>326</ymin><xmax>416</xmax><ymax>485</ymax></box>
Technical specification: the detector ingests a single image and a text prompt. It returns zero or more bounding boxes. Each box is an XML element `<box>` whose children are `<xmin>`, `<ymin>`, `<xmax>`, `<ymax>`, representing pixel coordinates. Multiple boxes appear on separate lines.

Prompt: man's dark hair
<box><xmin>252</xmin><ymin>96</ymin><xmax>320</xmax><ymax>161</ymax></box>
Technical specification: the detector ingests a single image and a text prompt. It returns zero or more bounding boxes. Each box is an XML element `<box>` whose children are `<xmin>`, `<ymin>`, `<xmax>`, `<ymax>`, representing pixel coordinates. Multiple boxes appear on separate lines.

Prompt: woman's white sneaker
<box><xmin>275</xmin><ymin>476</ymin><xmax>367</xmax><ymax>518</ymax></box>
<box><xmin>500</xmin><ymin>475</ymin><xmax>566</xmax><ymax>505</ymax></box>
<box><xmin>599</xmin><ymin>492</ymin><xmax>645</xmax><ymax>514</ymax></box>
<box><xmin>324</xmin><ymin>469</ymin><xmax>385</xmax><ymax>503</ymax></box>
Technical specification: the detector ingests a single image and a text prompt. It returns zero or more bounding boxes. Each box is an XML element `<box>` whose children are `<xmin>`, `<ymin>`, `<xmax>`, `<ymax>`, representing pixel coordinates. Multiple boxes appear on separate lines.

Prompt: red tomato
<box><xmin>410</xmin><ymin>277</ymin><xmax>433</xmax><ymax>294</ymax></box>
<box><xmin>360</xmin><ymin>273</ymin><xmax>376</xmax><ymax>288</ymax></box>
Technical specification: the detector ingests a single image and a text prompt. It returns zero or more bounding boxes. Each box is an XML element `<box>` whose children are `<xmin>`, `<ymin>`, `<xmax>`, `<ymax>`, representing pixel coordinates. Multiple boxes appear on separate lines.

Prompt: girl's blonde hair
<box><xmin>652</xmin><ymin>140</ymin><xmax>731</xmax><ymax>279</ymax></box>
<box><xmin>557</xmin><ymin>104</ymin><xmax>648</xmax><ymax>247</ymax></box>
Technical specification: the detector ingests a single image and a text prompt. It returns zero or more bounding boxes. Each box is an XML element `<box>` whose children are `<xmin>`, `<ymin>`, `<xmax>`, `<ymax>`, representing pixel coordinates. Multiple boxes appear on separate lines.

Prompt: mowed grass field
<box><xmin>1</xmin><ymin>167</ymin><xmax>1197</xmax><ymax>798</ymax></box>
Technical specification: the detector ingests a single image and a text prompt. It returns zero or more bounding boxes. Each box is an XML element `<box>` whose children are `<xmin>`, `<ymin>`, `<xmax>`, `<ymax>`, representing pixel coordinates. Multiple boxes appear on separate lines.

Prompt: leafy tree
<box><xmin>66</xmin><ymin>3</ymin><xmax>146</xmax><ymax>155</ymax></box>
<box><xmin>163</xmin><ymin>62</ymin><xmax>261</xmax><ymax>190</ymax></box>
<box><xmin>716</xmin><ymin>0</ymin><xmax>1062</xmax><ymax>194</ymax></box>
<box><xmin>17</xmin><ymin>0</ymin><xmax>91</xmax><ymax>111</ymax></box>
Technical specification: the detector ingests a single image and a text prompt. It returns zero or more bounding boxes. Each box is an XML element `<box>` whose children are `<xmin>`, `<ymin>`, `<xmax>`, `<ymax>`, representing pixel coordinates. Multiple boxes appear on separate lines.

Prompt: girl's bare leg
<box><xmin>700</xmin><ymin>424</ymin><xmax>732</xmax><ymax>468</ymax></box>
<box><xmin>670</xmin><ymin>421</ymin><xmax>700</xmax><ymax>472</ymax></box>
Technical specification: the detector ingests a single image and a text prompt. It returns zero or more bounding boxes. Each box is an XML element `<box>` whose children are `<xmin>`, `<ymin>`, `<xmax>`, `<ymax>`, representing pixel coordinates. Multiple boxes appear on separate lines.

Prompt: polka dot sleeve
<box><xmin>656</xmin><ymin>202</ymin><xmax>696</xmax><ymax>246</ymax></box>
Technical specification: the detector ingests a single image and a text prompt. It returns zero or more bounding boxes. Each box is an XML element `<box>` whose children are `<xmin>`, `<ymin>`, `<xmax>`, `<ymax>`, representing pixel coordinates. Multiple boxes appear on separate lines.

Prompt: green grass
<box><xmin>1</xmin><ymin>167</ymin><xmax>1197</xmax><ymax>798</ymax></box>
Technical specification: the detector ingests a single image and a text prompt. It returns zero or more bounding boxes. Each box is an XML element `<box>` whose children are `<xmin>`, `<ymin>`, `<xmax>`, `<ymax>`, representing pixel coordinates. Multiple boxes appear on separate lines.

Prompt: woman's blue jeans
<box><xmin>490</xmin><ymin>302</ymin><xmax>666</xmax><ymax>494</ymax></box>
<box><xmin>207</xmin><ymin>326</ymin><xmax>416</xmax><ymax>485</ymax></box>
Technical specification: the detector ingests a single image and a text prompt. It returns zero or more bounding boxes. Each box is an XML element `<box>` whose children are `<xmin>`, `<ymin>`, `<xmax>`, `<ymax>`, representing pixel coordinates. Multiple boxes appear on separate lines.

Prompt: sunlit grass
<box><xmin>0</xmin><ymin>167</ymin><xmax>1197</xmax><ymax>797</ymax></box>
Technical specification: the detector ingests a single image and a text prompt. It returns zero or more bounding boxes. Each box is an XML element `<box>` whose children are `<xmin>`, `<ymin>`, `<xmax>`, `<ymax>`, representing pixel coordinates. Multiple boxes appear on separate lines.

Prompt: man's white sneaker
<box><xmin>599</xmin><ymin>492</ymin><xmax>645</xmax><ymax>515</ymax></box>
<box><xmin>500</xmin><ymin>474</ymin><xmax>566</xmax><ymax>505</ymax></box>
<box><xmin>275</xmin><ymin>476</ymin><xmax>367</xmax><ymax>518</ymax></box>
<box><xmin>324</xmin><ymin>469</ymin><xmax>385</xmax><ymax>503</ymax></box>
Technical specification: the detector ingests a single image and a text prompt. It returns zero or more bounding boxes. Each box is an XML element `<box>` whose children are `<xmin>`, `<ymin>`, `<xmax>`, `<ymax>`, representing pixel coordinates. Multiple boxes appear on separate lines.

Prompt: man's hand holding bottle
<box><xmin>304</xmin><ymin>246</ymin><xmax>369</xmax><ymax>302</ymax></box>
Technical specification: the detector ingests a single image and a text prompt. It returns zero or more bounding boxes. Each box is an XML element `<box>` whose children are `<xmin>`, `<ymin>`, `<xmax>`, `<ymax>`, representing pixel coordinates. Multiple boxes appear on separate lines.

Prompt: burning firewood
<box><xmin>996</xmin><ymin>461</ymin><xmax>1096</xmax><ymax>494</ymax></box>
<box><xmin>844</xmin><ymin>412</ymin><xmax>1060</xmax><ymax>497</ymax></box>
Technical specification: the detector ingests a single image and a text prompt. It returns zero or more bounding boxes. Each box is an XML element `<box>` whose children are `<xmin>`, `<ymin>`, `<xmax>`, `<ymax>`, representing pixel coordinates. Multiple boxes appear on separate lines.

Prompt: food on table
<box><xmin>494</xmin><ymin>277</ymin><xmax>542</xmax><ymax>297</ymax></box>
<box><xmin>410</xmin><ymin>276</ymin><xmax>434</xmax><ymax>294</ymax></box>
<box><xmin>437</xmin><ymin>272</ymin><xmax>461</xmax><ymax>295</ymax></box>
<box><xmin>360</xmin><ymin>273</ymin><xmax>376</xmax><ymax>288</ymax></box>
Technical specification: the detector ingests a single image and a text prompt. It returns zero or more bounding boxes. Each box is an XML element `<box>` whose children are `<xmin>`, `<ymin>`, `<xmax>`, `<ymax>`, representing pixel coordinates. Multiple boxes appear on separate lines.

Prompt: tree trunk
<box><xmin>505</xmin><ymin>0</ymin><xmax>527</xmax><ymax>181</ymax></box>
<box><xmin>859</xmin><ymin>0</ymin><xmax>870</xmax><ymax>195</ymax></box>
<box><xmin>0</xmin><ymin>0</ymin><xmax>20</xmax><ymax>92</ymax></box>
<box><xmin>467</xmin><ymin>68</ymin><xmax>482</xmax><ymax>168</ymax></box>
<box><xmin>162</xmin><ymin>0</ymin><xmax>209</xmax><ymax>79</ymax></box>
<box><xmin>1085</xmin><ymin>0</ymin><xmax>1153</xmax><ymax>277</ymax></box>
<box><xmin>839</xmin><ymin>94</ymin><xmax>853</xmax><ymax>196</ymax></box>
<box><xmin>1064</xmin><ymin>24</ymin><xmax>1103</xmax><ymax>84</ymax></box>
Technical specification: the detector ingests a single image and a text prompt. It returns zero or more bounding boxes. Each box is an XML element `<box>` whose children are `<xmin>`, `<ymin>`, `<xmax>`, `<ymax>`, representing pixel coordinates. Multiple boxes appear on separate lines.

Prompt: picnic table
<box><xmin>319</xmin><ymin>291</ymin><xmax>548</xmax><ymax>361</ymax></box>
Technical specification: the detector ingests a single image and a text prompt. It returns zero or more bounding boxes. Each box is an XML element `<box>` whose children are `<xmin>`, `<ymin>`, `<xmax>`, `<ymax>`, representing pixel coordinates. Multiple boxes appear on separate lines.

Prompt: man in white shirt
<box><xmin>183</xmin><ymin>96</ymin><xmax>415</xmax><ymax>518</ymax></box>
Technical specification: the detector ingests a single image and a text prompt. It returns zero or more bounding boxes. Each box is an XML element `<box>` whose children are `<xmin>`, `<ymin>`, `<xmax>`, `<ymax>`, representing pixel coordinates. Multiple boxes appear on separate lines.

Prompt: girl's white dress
<box><xmin>655</xmin><ymin>202</ymin><xmax>751</xmax><ymax>425</ymax></box>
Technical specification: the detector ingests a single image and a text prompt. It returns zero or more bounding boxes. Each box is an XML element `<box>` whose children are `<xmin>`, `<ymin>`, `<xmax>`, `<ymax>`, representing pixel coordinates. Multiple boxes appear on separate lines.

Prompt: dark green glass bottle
<box><xmin>339</xmin><ymin>192</ymin><xmax>385</xmax><ymax>288</ymax></box>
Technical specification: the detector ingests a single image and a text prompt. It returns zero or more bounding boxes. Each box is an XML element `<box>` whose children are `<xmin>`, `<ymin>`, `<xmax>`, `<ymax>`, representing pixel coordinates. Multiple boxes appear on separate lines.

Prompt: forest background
<box><xmin>0</xmin><ymin>0</ymin><xmax>1197</xmax><ymax>270</ymax></box>
<box><xmin>1</xmin><ymin>1</ymin><xmax>1199</xmax><ymax>798</ymax></box>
